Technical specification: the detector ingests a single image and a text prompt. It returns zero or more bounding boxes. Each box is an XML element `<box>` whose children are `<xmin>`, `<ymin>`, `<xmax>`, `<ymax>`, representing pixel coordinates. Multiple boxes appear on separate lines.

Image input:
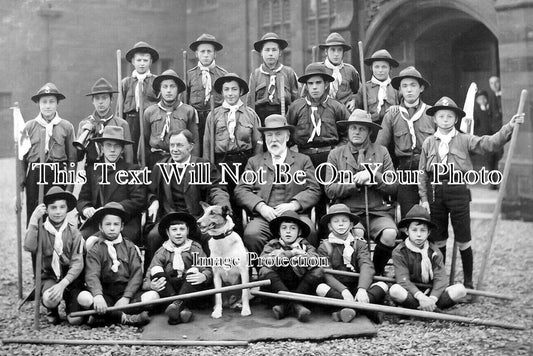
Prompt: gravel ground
<box><xmin>0</xmin><ymin>159</ymin><xmax>531</xmax><ymax>355</ymax></box>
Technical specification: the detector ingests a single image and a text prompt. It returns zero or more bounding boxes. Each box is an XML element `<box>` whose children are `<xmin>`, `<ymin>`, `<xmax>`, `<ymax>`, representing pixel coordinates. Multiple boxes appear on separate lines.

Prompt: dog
<box><xmin>197</xmin><ymin>202</ymin><xmax>251</xmax><ymax>319</ymax></box>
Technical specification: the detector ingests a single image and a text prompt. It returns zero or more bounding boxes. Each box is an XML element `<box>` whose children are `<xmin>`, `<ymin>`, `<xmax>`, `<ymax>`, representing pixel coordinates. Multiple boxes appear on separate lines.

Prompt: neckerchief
<box><xmin>349</xmin><ymin>140</ymin><xmax>369</xmax><ymax>168</ymax></box>
<box><xmin>43</xmin><ymin>217</ymin><xmax>69</xmax><ymax>280</ymax></box>
<box><xmin>305</xmin><ymin>96</ymin><xmax>328</xmax><ymax>143</ymax></box>
<box><xmin>103</xmin><ymin>234</ymin><xmax>123</xmax><ymax>273</ymax></box>
<box><xmin>434</xmin><ymin>128</ymin><xmax>457</xmax><ymax>164</ymax></box>
<box><xmin>279</xmin><ymin>237</ymin><xmax>306</xmax><ymax>251</ymax></box>
<box><xmin>371</xmin><ymin>76</ymin><xmax>391</xmax><ymax>114</ymax></box>
<box><xmin>260</xmin><ymin>63</ymin><xmax>283</xmax><ymax>103</ymax></box>
<box><xmin>35</xmin><ymin>113</ymin><xmax>62</xmax><ymax>153</ymax></box>
<box><xmin>132</xmin><ymin>70</ymin><xmax>152</xmax><ymax>112</ymax></box>
<box><xmin>405</xmin><ymin>239</ymin><xmax>433</xmax><ymax>283</ymax></box>
<box><xmin>198</xmin><ymin>61</ymin><xmax>216</xmax><ymax>104</ymax></box>
<box><xmin>163</xmin><ymin>239</ymin><xmax>192</xmax><ymax>277</ymax></box>
<box><xmin>324</xmin><ymin>58</ymin><xmax>344</xmax><ymax>98</ymax></box>
<box><xmin>328</xmin><ymin>232</ymin><xmax>356</xmax><ymax>271</ymax></box>
<box><xmin>92</xmin><ymin>111</ymin><xmax>114</xmax><ymax>135</ymax></box>
<box><xmin>222</xmin><ymin>99</ymin><xmax>243</xmax><ymax>142</ymax></box>
<box><xmin>158</xmin><ymin>100</ymin><xmax>182</xmax><ymax>140</ymax></box>
<box><xmin>398</xmin><ymin>100</ymin><xmax>427</xmax><ymax>150</ymax></box>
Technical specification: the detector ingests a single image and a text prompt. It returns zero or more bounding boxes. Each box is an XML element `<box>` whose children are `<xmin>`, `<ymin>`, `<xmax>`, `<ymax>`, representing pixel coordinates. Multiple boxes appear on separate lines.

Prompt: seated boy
<box><xmin>23</xmin><ymin>187</ymin><xmax>84</xmax><ymax>325</ymax></box>
<box><xmin>389</xmin><ymin>205</ymin><xmax>467</xmax><ymax>311</ymax></box>
<box><xmin>141</xmin><ymin>212</ymin><xmax>212</xmax><ymax>325</ymax></box>
<box><xmin>258</xmin><ymin>211</ymin><xmax>322</xmax><ymax>322</ymax></box>
<box><xmin>316</xmin><ymin>204</ymin><xmax>388</xmax><ymax>323</ymax></box>
<box><xmin>77</xmin><ymin>202</ymin><xmax>150</xmax><ymax>326</ymax></box>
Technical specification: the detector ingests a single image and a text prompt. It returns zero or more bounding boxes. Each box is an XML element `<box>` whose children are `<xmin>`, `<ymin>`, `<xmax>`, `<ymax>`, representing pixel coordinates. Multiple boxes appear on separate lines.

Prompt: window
<box><xmin>304</xmin><ymin>0</ymin><xmax>337</xmax><ymax>64</ymax></box>
<box><xmin>258</xmin><ymin>0</ymin><xmax>292</xmax><ymax>65</ymax></box>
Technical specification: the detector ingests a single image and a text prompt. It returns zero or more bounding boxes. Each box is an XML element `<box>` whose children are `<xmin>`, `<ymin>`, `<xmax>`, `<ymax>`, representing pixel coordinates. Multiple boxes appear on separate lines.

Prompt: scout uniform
<box><xmin>247</xmin><ymin>33</ymin><xmax>299</xmax><ymax>124</ymax></box>
<box><xmin>376</xmin><ymin>66</ymin><xmax>435</xmax><ymax>217</ymax></box>
<box><xmin>143</xmin><ymin>69</ymin><xmax>200</xmax><ymax>169</ymax></box>
<box><xmin>122</xmin><ymin>41</ymin><xmax>159</xmax><ymax>164</ymax></box>
<box><xmin>77</xmin><ymin>78</ymin><xmax>133</xmax><ymax>167</ymax></box>
<box><xmin>186</xmin><ymin>34</ymin><xmax>228</xmax><ymax>157</ymax></box>
<box><xmin>21</xmin><ymin>83</ymin><xmax>77</xmax><ymax>221</ymax></box>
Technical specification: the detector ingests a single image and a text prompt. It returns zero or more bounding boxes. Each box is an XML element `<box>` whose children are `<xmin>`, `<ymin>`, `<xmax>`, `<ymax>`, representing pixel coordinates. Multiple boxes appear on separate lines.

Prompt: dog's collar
<box><xmin>211</xmin><ymin>230</ymin><xmax>234</xmax><ymax>240</ymax></box>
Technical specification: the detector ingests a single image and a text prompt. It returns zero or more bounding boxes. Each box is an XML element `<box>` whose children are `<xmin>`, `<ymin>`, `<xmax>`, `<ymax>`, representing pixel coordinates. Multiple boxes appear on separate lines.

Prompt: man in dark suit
<box><xmin>77</xmin><ymin>126</ymin><xmax>146</xmax><ymax>245</ymax></box>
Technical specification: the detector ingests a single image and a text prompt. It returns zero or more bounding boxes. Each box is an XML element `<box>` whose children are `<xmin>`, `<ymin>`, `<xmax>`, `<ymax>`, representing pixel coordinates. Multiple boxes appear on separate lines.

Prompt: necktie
<box><xmin>43</xmin><ymin>218</ymin><xmax>69</xmax><ymax>280</ymax></box>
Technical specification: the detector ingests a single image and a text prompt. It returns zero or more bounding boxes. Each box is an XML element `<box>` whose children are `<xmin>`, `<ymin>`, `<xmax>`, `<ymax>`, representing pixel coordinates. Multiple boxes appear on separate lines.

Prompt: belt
<box><xmin>300</xmin><ymin>146</ymin><xmax>334</xmax><ymax>154</ymax></box>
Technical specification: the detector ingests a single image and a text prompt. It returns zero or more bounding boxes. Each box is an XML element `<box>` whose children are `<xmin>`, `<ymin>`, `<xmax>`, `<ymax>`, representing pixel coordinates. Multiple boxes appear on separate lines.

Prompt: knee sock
<box><xmin>439</xmin><ymin>246</ymin><xmax>447</xmax><ymax>264</ymax></box>
<box><xmin>460</xmin><ymin>247</ymin><xmax>473</xmax><ymax>287</ymax></box>
<box><xmin>373</xmin><ymin>243</ymin><xmax>394</xmax><ymax>276</ymax></box>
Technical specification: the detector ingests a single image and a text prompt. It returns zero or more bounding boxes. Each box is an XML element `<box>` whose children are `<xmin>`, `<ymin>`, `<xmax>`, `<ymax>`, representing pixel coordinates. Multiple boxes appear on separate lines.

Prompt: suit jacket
<box><xmin>234</xmin><ymin>150</ymin><xmax>321</xmax><ymax>213</ymax></box>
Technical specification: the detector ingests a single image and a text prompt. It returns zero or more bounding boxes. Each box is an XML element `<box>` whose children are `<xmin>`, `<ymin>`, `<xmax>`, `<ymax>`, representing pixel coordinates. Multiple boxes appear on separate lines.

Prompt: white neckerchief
<box><xmin>305</xmin><ymin>96</ymin><xmax>328</xmax><ymax>143</ymax></box>
<box><xmin>163</xmin><ymin>239</ymin><xmax>192</xmax><ymax>277</ymax></box>
<box><xmin>43</xmin><ymin>217</ymin><xmax>69</xmax><ymax>280</ymax></box>
<box><xmin>132</xmin><ymin>70</ymin><xmax>152</xmax><ymax>112</ymax></box>
<box><xmin>328</xmin><ymin>232</ymin><xmax>356</xmax><ymax>272</ymax></box>
<box><xmin>280</xmin><ymin>237</ymin><xmax>306</xmax><ymax>251</ymax></box>
<box><xmin>270</xmin><ymin>148</ymin><xmax>288</xmax><ymax>166</ymax></box>
<box><xmin>434</xmin><ymin>128</ymin><xmax>457</xmax><ymax>164</ymax></box>
<box><xmin>158</xmin><ymin>101</ymin><xmax>182</xmax><ymax>140</ymax></box>
<box><xmin>324</xmin><ymin>58</ymin><xmax>344</xmax><ymax>98</ymax></box>
<box><xmin>398</xmin><ymin>100</ymin><xmax>427</xmax><ymax>150</ymax></box>
<box><xmin>405</xmin><ymin>239</ymin><xmax>433</xmax><ymax>283</ymax></box>
<box><xmin>103</xmin><ymin>234</ymin><xmax>123</xmax><ymax>273</ymax></box>
<box><xmin>371</xmin><ymin>76</ymin><xmax>392</xmax><ymax>114</ymax></box>
<box><xmin>35</xmin><ymin>113</ymin><xmax>62</xmax><ymax>153</ymax></box>
<box><xmin>222</xmin><ymin>99</ymin><xmax>243</xmax><ymax>142</ymax></box>
<box><xmin>198</xmin><ymin>61</ymin><xmax>216</xmax><ymax>104</ymax></box>
<box><xmin>260</xmin><ymin>63</ymin><xmax>283</xmax><ymax>103</ymax></box>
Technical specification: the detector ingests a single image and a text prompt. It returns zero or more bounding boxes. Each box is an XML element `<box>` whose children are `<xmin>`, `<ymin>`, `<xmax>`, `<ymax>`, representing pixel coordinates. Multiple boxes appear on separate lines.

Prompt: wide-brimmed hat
<box><xmin>398</xmin><ymin>204</ymin><xmax>436</xmax><ymax>229</ymax></box>
<box><xmin>319</xmin><ymin>204</ymin><xmax>360</xmax><ymax>226</ymax></box>
<box><xmin>254</xmin><ymin>32</ymin><xmax>288</xmax><ymax>52</ymax></box>
<box><xmin>337</xmin><ymin>109</ymin><xmax>382</xmax><ymax>131</ymax></box>
<box><xmin>298</xmin><ymin>62</ymin><xmax>335</xmax><ymax>84</ymax></box>
<box><xmin>269</xmin><ymin>211</ymin><xmax>311</xmax><ymax>239</ymax></box>
<box><xmin>391</xmin><ymin>66</ymin><xmax>430</xmax><ymax>90</ymax></box>
<box><xmin>91</xmin><ymin>125</ymin><xmax>134</xmax><ymax>145</ymax></box>
<box><xmin>125</xmin><ymin>41</ymin><xmax>159</xmax><ymax>63</ymax></box>
<box><xmin>426</xmin><ymin>96</ymin><xmax>466</xmax><ymax>118</ymax></box>
<box><xmin>257</xmin><ymin>114</ymin><xmax>295</xmax><ymax>134</ymax></box>
<box><xmin>89</xmin><ymin>202</ymin><xmax>128</xmax><ymax>225</ymax></box>
<box><xmin>43</xmin><ymin>186</ymin><xmax>76</xmax><ymax>212</ymax></box>
<box><xmin>189</xmin><ymin>33</ymin><xmax>223</xmax><ymax>52</ymax></box>
<box><xmin>364</xmin><ymin>49</ymin><xmax>399</xmax><ymax>68</ymax></box>
<box><xmin>86</xmin><ymin>78</ymin><xmax>118</xmax><ymax>96</ymax></box>
<box><xmin>158</xmin><ymin>212</ymin><xmax>197</xmax><ymax>239</ymax></box>
<box><xmin>318</xmin><ymin>32</ymin><xmax>351</xmax><ymax>51</ymax></box>
<box><xmin>31</xmin><ymin>83</ymin><xmax>66</xmax><ymax>103</ymax></box>
<box><xmin>152</xmin><ymin>69</ymin><xmax>186</xmax><ymax>94</ymax></box>
<box><xmin>213</xmin><ymin>73</ymin><xmax>249</xmax><ymax>95</ymax></box>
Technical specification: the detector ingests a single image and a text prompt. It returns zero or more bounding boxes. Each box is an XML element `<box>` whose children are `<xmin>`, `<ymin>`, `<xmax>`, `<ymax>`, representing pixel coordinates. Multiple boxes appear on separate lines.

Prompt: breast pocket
<box><xmin>236</xmin><ymin>122</ymin><xmax>254</xmax><ymax>143</ymax></box>
<box><xmin>448</xmin><ymin>145</ymin><xmax>469</xmax><ymax>170</ymax></box>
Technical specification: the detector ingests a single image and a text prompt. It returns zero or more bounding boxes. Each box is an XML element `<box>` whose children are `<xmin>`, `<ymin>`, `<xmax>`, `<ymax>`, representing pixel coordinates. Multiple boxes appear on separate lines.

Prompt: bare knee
<box><xmin>380</xmin><ymin>229</ymin><xmax>397</xmax><ymax>247</ymax></box>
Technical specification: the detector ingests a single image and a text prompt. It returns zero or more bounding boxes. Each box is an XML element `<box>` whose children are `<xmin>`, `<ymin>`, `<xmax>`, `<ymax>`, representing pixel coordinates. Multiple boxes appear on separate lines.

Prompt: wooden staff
<box><xmin>116</xmin><ymin>50</ymin><xmax>123</xmax><ymax>117</ymax></box>
<box><xmin>209</xmin><ymin>95</ymin><xmax>216</xmax><ymax>163</ymax></box>
<box><xmin>279</xmin><ymin>74</ymin><xmax>286</xmax><ymax>116</ymax></box>
<box><xmin>475</xmin><ymin>89</ymin><xmax>528</xmax><ymax>301</ymax></box>
<box><xmin>137</xmin><ymin>81</ymin><xmax>146</xmax><ymax>167</ymax></box>
<box><xmin>323</xmin><ymin>268</ymin><xmax>513</xmax><ymax>300</ymax></box>
<box><xmin>249</xmin><ymin>50</ymin><xmax>256</xmax><ymax>110</ymax></box>
<box><xmin>2</xmin><ymin>338</ymin><xmax>248</xmax><ymax>347</ymax></box>
<box><xmin>251</xmin><ymin>290</ymin><xmax>526</xmax><ymax>330</ymax></box>
<box><xmin>182</xmin><ymin>50</ymin><xmax>188</xmax><ymax>104</ymax></box>
<box><xmin>34</xmin><ymin>130</ymin><xmax>47</xmax><ymax>330</ymax></box>
<box><xmin>449</xmin><ymin>241</ymin><xmax>458</xmax><ymax>284</ymax></box>
<box><xmin>69</xmin><ymin>280</ymin><xmax>270</xmax><ymax>317</ymax></box>
<box><xmin>13</xmin><ymin>103</ymin><xmax>23</xmax><ymax>299</ymax></box>
<box><xmin>312</xmin><ymin>45</ymin><xmax>318</xmax><ymax>62</ymax></box>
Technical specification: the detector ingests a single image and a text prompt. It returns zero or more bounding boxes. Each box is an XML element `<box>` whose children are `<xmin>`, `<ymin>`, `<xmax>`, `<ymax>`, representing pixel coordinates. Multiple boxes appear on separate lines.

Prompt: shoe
<box><xmin>364</xmin><ymin>310</ymin><xmax>384</xmax><ymax>324</ymax></box>
<box><xmin>272</xmin><ymin>304</ymin><xmax>287</xmax><ymax>320</ymax></box>
<box><xmin>165</xmin><ymin>300</ymin><xmax>184</xmax><ymax>325</ymax></box>
<box><xmin>291</xmin><ymin>303</ymin><xmax>311</xmax><ymax>322</ymax></box>
<box><xmin>45</xmin><ymin>308</ymin><xmax>60</xmax><ymax>325</ymax></box>
<box><xmin>122</xmin><ymin>311</ymin><xmax>150</xmax><ymax>326</ymax></box>
<box><xmin>332</xmin><ymin>311</ymin><xmax>342</xmax><ymax>322</ymax></box>
<box><xmin>180</xmin><ymin>308</ymin><xmax>193</xmax><ymax>323</ymax></box>
<box><xmin>339</xmin><ymin>308</ymin><xmax>357</xmax><ymax>323</ymax></box>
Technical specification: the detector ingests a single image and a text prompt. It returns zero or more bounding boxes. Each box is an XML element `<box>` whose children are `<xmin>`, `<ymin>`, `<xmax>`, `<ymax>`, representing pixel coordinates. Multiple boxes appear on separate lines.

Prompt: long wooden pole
<box><xmin>251</xmin><ymin>290</ymin><xmax>526</xmax><ymax>330</ymax></box>
<box><xmin>312</xmin><ymin>45</ymin><xmax>318</xmax><ymax>63</ymax></box>
<box><xmin>209</xmin><ymin>95</ymin><xmax>216</xmax><ymax>163</ymax></box>
<box><xmin>249</xmin><ymin>50</ymin><xmax>256</xmax><ymax>110</ymax></box>
<box><xmin>182</xmin><ymin>50</ymin><xmax>188</xmax><ymax>104</ymax></box>
<box><xmin>475</xmin><ymin>89</ymin><xmax>528</xmax><ymax>301</ymax></box>
<box><xmin>34</xmin><ymin>130</ymin><xmax>47</xmax><ymax>330</ymax></box>
<box><xmin>69</xmin><ymin>280</ymin><xmax>270</xmax><ymax>318</ymax></box>
<box><xmin>449</xmin><ymin>241</ymin><xmax>458</xmax><ymax>284</ymax></box>
<box><xmin>13</xmin><ymin>103</ymin><xmax>23</xmax><ymax>299</ymax></box>
<box><xmin>138</xmin><ymin>82</ymin><xmax>146</xmax><ymax>167</ymax></box>
<box><xmin>279</xmin><ymin>74</ymin><xmax>286</xmax><ymax>116</ymax></box>
<box><xmin>323</xmin><ymin>268</ymin><xmax>513</xmax><ymax>300</ymax></box>
<box><xmin>116</xmin><ymin>50</ymin><xmax>123</xmax><ymax>118</ymax></box>
<box><xmin>2</xmin><ymin>338</ymin><xmax>248</xmax><ymax>347</ymax></box>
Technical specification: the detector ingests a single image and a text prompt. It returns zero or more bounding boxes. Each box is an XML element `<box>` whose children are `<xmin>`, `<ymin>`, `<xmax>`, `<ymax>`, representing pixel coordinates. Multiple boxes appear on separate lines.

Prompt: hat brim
<box><xmin>319</xmin><ymin>211</ymin><xmax>360</xmax><ymax>227</ymax></box>
<box><xmin>158</xmin><ymin>212</ymin><xmax>198</xmax><ymax>238</ymax></box>
<box><xmin>257</xmin><ymin>125</ymin><xmax>295</xmax><ymax>134</ymax></box>
<box><xmin>269</xmin><ymin>215</ymin><xmax>310</xmax><ymax>239</ymax></box>
<box><xmin>298</xmin><ymin>72</ymin><xmax>335</xmax><ymax>84</ymax></box>
<box><xmin>214</xmin><ymin>76</ymin><xmax>249</xmax><ymax>95</ymax></box>
<box><xmin>318</xmin><ymin>43</ymin><xmax>352</xmax><ymax>51</ymax></box>
<box><xmin>189</xmin><ymin>40</ymin><xmax>223</xmax><ymax>52</ymax></box>
<box><xmin>391</xmin><ymin>75</ymin><xmax>430</xmax><ymax>90</ymax></box>
<box><xmin>398</xmin><ymin>217</ymin><xmax>436</xmax><ymax>229</ymax></box>
<box><xmin>152</xmin><ymin>75</ymin><xmax>186</xmax><ymax>94</ymax></box>
<box><xmin>91</xmin><ymin>137</ymin><xmax>134</xmax><ymax>145</ymax></box>
<box><xmin>254</xmin><ymin>39</ymin><xmax>288</xmax><ymax>52</ymax></box>
<box><xmin>125</xmin><ymin>47</ymin><xmax>159</xmax><ymax>63</ymax></box>
<box><xmin>88</xmin><ymin>207</ymin><xmax>128</xmax><ymax>226</ymax></box>
<box><xmin>85</xmin><ymin>90</ymin><xmax>118</xmax><ymax>97</ymax></box>
<box><xmin>337</xmin><ymin>120</ymin><xmax>382</xmax><ymax>131</ymax></box>
<box><xmin>43</xmin><ymin>191</ymin><xmax>76</xmax><ymax>212</ymax></box>
<box><xmin>364</xmin><ymin>57</ymin><xmax>399</xmax><ymax>68</ymax></box>
<box><xmin>31</xmin><ymin>93</ymin><xmax>66</xmax><ymax>103</ymax></box>
<box><xmin>426</xmin><ymin>105</ymin><xmax>466</xmax><ymax>119</ymax></box>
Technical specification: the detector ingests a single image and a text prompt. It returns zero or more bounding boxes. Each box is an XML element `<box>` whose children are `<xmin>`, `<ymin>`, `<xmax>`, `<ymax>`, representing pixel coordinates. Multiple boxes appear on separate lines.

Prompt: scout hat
<box><xmin>189</xmin><ymin>33</ymin><xmax>223</xmax><ymax>52</ymax></box>
<box><xmin>319</xmin><ymin>204</ymin><xmax>360</xmax><ymax>226</ymax></box>
<box><xmin>269</xmin><ymin>210</ymin><xmax>311</xmax><ymax>239</ymax></box>
<box><xmin>91</xmin><ymin>125</ymin><xmax>134</xmax><ymax>145</ymax></box>
<box><xmin>31</xmin><ymin>83</ymin><xmax>66</xmax><ymax>103</ymax></box>
<box><xmin>152</xmin><ymin>69</ymin><xmax>186</xmax><ymax>94</ymax></box>
<box><xmin>337</xmin><ymin>109</ymin><xmax>382</xmax><ymax>131</ymax></box>
<box><xmin>364</xmin><ymin>49</ymin><xmax>399</xmax><ymax>68</ymax></box>
<box><xmin>213</xmin><ymin>73</ymin><xmax>249</xmax><ymax>95</ymax></box>
<box><xmin>257</xmin><ymin>114</ymin><xmax>295</xmax><ymax>134</ymax></box>
<box><xmin>398</xmin><ymin>204</ymin><xmax>436</xmax><ymax>229</ymax></box>
<box><xmin>298</xmin><ymin>62</ymin><xmax>335</xmax><ymax>84</ymax></box>
<box><xmin>90</xmin><ymin>202</ymin><xmax>128</xmax><ymax>225</ymax></box>
<box><xmin>426</xmin><ymin>96</ymin><xmax>466</xmax><ymax>119</ymax></box>
<box><xmin>254</xmin><ymin>32</ymin><xmax>288</xmax><ymax>52</ymax></box>
<box><xmin>86</xmin><ymin>78</ymin><xmax>118</xmax><ymax>96</ymax></box>
<box><xmin>158</xmin><ymin>212</ymin><xmax>198</xmax><ymax>239</ymax></box>
<box><xmin>43</xmin><ymin>186</ymin><xmax>76</xmax><ymax>211</ymax></box>
<box><xmin>391</xmin><ymin>66</ymin><xmax>430</xmax><ymax>90</ymax></box>
<box><xmin>318</xmin><ymin>32</ymin><xmax>351</xmax><ymax>51</ymax></box>
<box><xmin>125</xmin><ymin>41</ymin><xmax>159</xmax><ymax>63</ymax></box>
